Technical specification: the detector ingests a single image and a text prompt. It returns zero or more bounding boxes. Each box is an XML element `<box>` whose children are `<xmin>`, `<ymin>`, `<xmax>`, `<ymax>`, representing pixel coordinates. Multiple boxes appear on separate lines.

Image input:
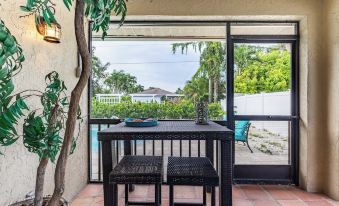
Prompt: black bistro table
<box><xmin>98</xmin><ymin>120</ymin><xmax>233</xmax><ymax>206</ymax></box>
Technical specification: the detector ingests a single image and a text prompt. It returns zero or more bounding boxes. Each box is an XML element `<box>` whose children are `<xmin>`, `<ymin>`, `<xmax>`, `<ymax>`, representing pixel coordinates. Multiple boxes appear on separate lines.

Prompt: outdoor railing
<box><xmin>88</xmin><ymin>118</ymin><xmax>227</xmax><ymax>183</ymax></box>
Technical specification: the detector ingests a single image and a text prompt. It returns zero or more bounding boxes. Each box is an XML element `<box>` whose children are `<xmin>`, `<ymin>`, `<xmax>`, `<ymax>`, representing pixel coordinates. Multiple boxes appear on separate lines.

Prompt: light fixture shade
<box><xmin>36</xmin><ymin>18</ymin><xmax>61</xmax><ymax>43</ymax></box>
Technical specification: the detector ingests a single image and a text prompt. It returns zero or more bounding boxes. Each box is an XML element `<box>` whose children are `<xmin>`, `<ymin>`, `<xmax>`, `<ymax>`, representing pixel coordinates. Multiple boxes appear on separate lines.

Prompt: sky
<box><xmin>92</xmin><ymin>41</ymin><xmax>201</xmax><ymax>93</ymax></box>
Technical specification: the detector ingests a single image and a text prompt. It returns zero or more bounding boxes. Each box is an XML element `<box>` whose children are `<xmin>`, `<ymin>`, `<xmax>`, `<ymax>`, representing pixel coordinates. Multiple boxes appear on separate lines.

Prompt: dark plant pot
<box><xmin>9</xmin><ymin>196</ymin><xmax>68</xmax><ymax>206</ymax></box>
<box><xmin>195</xmin><ymin>101</ymin><xmax>208</xmax><ymax>125</ymax></box>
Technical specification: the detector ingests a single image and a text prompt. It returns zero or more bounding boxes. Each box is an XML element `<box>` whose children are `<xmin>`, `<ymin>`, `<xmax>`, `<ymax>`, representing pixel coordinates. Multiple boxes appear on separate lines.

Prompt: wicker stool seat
<box><xmin>167</xmin><ymin>157</ymin><xmax>219</xmax><ymax>206</ymax></box>
<box><xmin>110</xmin><ymin>155</ymin><xmax>163</xmax><ymax>206</ymax></box>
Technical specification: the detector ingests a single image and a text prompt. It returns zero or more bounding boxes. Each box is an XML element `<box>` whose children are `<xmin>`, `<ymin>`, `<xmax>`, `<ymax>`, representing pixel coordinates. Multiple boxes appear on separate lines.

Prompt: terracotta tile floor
<box><xmin>71</xmin><ymin>184</ymin><xmax>339</xmax><ymax>206</ymax></box>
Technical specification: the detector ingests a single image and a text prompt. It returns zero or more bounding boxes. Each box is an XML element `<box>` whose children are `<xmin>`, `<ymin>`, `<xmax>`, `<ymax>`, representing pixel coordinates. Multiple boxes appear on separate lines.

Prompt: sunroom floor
<box><xmin>70</xmin><ymin>184</ymin><xmax>339</xmax><ymax>206</ymax></box>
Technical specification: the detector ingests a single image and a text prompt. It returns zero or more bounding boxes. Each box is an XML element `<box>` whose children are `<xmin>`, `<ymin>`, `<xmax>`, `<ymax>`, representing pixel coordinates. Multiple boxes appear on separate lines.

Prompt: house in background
<box><xmin>130</xmin><ymin>87</ymin><xmax>184</xmax><ymax>103</ymax></box>
<box><xmin>95</xmin><ymin>87</ymin><xmax>184</xmax><ymax>104</ymax></box>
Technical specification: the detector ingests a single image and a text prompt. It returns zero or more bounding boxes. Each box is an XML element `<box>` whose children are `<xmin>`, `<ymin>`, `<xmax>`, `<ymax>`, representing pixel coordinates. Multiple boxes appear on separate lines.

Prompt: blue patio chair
<box><xmin>235</xmin><ymin>121</ymin><xmax>253</xmax><ymax>153</ymax></box>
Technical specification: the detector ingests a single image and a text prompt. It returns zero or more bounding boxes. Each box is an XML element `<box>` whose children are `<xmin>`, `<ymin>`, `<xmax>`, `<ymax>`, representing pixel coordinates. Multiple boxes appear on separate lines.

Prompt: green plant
<box><xmin>0</xmin><ymin>20</ymin><xmax>27</xmax><ymax>154</ymax></box>
<box><xmin>172</xmin><ymin>42</ymin><xmax>226</xmax><ymax>103</ymax></box>
<box><xmin>104</xmin><ymin>69</ymin><xmax>144</xmax><ymax>94</ymax></box>
<box><xmin>91</xmin><ymin>47</ymin><xmax>110</xmax><ymax>95</ymax></box>
<box><xmin>21</xmin><ymin>0</ymin><xmax>128</xmax><ymax>205</ymax></box>
<box><xmin>23</xmin><ymin>71</ymin><xmax>83</xmax><ymax>206</ymax></box>
<box><xmin>256</xmin><ymin>143</ymin><xmax>272</xmax><ymax>155</ymax></box>
<box><xmin>91</xmin><ymin>98</ymin><xmax>225</xmax><ymax>120</ymax></box>
<box><xmin>234</xmin><ymin>47</ymin><xmax>291</xmax><ymax>94</ymax></box>
<box><xmin>23</xmin><ymin>72</ymin><xmax>67</xmax><ymax>162</ymax></box>
<box><xmin>250</xmin><ymin>132</ymin><xmax>264</xmax><ymax>138</ymax></box>
<box><xmin>1</xmin><ymin>19</ymin><xmax>85</xmax><ymax>206</ymax></box>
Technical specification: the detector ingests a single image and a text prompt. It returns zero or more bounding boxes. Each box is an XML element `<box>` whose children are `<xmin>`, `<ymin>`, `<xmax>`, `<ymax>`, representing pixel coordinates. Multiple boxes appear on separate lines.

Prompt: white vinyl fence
<box><xmin>221</xmin><ymin>91</ymin><xmax>291</xmax><ymax>137</ymax></box>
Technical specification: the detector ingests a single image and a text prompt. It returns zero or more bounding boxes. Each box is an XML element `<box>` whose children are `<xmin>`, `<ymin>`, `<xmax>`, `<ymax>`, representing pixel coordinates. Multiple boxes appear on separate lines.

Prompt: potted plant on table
<box><xmin>195</xmin><ymin>100</ymin><xmax>209</xmax><ymax>125</ymax></box>
<box><xmin>192</xmin><ymin>78</ymin><xmax>209</xmax><ymax>125</ymax></box>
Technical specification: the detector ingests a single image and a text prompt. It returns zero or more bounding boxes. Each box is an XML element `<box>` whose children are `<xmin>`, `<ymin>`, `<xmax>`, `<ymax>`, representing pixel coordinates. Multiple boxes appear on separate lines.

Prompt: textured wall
<box><xmin>0</xmin><ymin>0</ymin><xmax>88</xmax><ymax>205</ymax></box>
<box><xmin>321</xmin><ymin>0</ymin><xmax>339</xmax><ymax>200</ymax></box>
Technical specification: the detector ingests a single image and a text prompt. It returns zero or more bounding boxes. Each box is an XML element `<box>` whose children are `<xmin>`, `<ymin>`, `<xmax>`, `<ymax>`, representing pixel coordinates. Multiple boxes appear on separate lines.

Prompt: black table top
<box><xmin>98</xmin><ymin>120</ymin><xmax>233</xmax><ymax>141</ymax></box>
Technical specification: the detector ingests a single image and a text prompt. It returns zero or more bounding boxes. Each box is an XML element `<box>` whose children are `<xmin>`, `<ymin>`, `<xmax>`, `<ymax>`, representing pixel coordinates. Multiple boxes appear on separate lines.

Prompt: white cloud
<box><xmin>92</xmin><ymin>41</ymin><xmax>201</xmax><ymax>92</ymax></box>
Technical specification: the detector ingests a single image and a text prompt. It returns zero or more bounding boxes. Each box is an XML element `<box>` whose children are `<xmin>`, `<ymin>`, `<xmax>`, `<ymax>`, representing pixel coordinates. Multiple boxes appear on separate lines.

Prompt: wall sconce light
<box><xmin>36</xmin><ymin>17</ymin><xmax>61</xmax><ymax>43</ymax></box>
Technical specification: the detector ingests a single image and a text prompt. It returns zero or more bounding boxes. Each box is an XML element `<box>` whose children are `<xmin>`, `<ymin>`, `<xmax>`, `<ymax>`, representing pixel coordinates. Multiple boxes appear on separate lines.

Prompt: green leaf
<box><xmin>0</xmin><ymin>68</ymin><xmax>9</xmax><ymax>79</ymax></box>
<box><xmin>20</xmin><ymin>6</ymin><xmax>31</xmax><ymax>12</ymax></box>
<box><xmin>17</xmin><ymin>54</ymin><xmax>25</xmax><ymax>62</ymax></box>
<box><xmin>26</xmin><ymin>0</ymin><xmax>34</xmax><ymax>8</ymax></box>
<box><xmin>46</xmin><ymin>7</ymin><xmax>57</xmax><ymax>24</ymax></box>
<box><xmin>0</xmin><ymin>55</ymin><xmax>7</xmax><ymax>66</ymax></box>
<box><xmin>84</xmin><ymin>0</ymin><xmax>128</xmax><ymax>39</ymax></box>
<box><xmin>42</xmin><ymin>9</ymin><xmax>51</xmax><ymax>27</ymax></box>
<box><xmin>16</xmin><ymin>97</ymin><xmax>29</xmax><ymax>110</ymax></box>
<box><xmin>63</xmin><ymin>0</ymin><xmax>72</xmax><ymax>10</ymax></box>
<box><xmin>0</xmin><ymin>20</ymin><xmax>25</xmax><ymax>152</ymax></box>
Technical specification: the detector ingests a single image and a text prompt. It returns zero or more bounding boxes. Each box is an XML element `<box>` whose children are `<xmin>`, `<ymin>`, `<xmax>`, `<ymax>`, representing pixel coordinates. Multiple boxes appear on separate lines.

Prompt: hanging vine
<box><xmin>0</xmin><ymin>19</ymin><xmax>28</xmax><ymax>154</ymax></box>
<box><xmin>19</xmin><ymin>0</ymin><xmax>128</xmax><ymax>205</ymax></box>
<box><xmin>22</xmin><ymin>71</ymin><xmax>83</xmax><ymax>206</ymax></box>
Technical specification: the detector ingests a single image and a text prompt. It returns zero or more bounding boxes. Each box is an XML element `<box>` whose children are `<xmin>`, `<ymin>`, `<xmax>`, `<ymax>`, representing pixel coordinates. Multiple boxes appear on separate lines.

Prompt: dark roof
<box><xmin>133</xmin><ymin>87</ymin><xmax>175</xmax><ymax>95</ymax></box>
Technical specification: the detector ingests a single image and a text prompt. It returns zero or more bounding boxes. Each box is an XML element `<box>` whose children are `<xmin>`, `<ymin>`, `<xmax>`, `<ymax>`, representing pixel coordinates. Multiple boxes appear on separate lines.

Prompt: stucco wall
<box><xmin>0</xmin><ymin>1</ymin><xmax>88</xmax><ymax>205</ymax></box>
<box><xmin>121</xmin><ymin>0</ymin><xmax>337</xmax><ymax>199</ymax></box>
<box><xmin>321</xmin><ymin>0</ymin><xmax>339</xmax><ymax>200</ymax></box>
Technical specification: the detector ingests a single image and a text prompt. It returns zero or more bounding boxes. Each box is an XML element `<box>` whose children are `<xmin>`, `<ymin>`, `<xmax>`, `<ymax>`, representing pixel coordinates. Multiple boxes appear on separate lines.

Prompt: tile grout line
<box><xmin>259</xmin><ymin>185</ymin><xmax>276</xmax><ymax>201</ymax></box>
<box><xmin>237</xmin><ymin>185</ymin><xmax>249</xmax><ymax>201</ymax></box>
<box><xmin>267</xmin><ymin>186</ymin><xmax>310</xmax><ymax>206</ymax></box>
<box><xmin>260</xmin><ymin>185</ymin><xmax>303</xmax><ymax>206</ymax></box>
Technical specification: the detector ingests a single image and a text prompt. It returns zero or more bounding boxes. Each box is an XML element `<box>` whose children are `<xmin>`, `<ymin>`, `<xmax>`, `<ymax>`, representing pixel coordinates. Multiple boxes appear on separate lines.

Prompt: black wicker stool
<box><xmin>110</xmin><ymin>155</ymin><xmax>163</xmax><ymax>206</ymax></box>
<box><xmin>167</xmin><ymin>157</ymin><xmax>219</xmax><ymax>206</ymax></box>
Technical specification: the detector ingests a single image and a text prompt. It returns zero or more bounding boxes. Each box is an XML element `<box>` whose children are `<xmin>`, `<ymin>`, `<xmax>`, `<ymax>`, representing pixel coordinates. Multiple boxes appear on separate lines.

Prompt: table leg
<box><xmin>124</xmin><ymin>139</ymin><xmax>132</xmax><ymax>155</ymax></box>
<box><xmin>206</xmin><ymin>139</ymin><xmax>214</xmax><ymax>164</ymax></box>
<box><xmin>219</xmin><ymin>139</ymin><xmax>232</xmax><ymax>206</ymax></box>
<box><xmin>206</xmin><ymin>139</ymin><xmax>214</xmax><ymax>193</ymax></box>
<box><xmin>102</xmin><ymin>141</ymin><xmax>116</xmax><ymax>206</ymax></box>
<box><xmin>124</xmin><ymin>140</ymin><xmax>135</xmax><ymax>192</ymax></box>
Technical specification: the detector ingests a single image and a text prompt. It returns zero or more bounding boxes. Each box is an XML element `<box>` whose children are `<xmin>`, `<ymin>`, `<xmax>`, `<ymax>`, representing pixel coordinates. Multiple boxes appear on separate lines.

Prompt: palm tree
<box><xmin>199</xmin><ymin>42</ymin><xmax>225</xmax><ymax>102</ymax></box>
<box><xmin>173</xmin><ymin>42</ymin><xmax>225</xmax><ymax>102</ymax></box>
<box><xmin>183</xmin><ymin>77</ymin><xmax>209</xmax><ymax>102</ymax></box>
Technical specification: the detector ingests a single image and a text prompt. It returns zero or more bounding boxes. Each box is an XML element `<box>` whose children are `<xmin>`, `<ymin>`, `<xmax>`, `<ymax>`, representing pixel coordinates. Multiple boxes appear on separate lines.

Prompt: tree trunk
<box><xmin>34</xmin><ymin>103</ymin><xmax>59</xmax><ymax>206</ymax></box>
<box><xmin>208</xmin><ymin>78</ymin><xmax>213</xmax><ymax>103</ymax></box>
<box><xmin>48</xmin><ymin>0</ymin><xmax>91</xmax><ymax>205</ymax></box>
<box><xmin>213</xmin><ymin>78</ymin><xmax>218</xmax><ymax>103</ymax></box>
<box><xmin>34</xmin><ymin>157</ymin><xmax>49</xmax><ymax>206</ymax></box>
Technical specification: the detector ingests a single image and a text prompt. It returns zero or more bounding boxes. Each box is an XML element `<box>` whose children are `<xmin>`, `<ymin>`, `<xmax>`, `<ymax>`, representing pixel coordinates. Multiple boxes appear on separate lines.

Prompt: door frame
<box><xmin>88</xmin><ymin>20</ymin><xmax>300</xmax><ymax>184</ymax></box>
<box><xmin>226</xmin><ymin>23</ymin><xmax>300</xmax><ymax>184</ymax></box>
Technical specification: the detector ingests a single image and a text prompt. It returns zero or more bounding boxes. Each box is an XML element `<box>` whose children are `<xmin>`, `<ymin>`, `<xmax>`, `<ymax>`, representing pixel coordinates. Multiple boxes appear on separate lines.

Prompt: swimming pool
<box><xmin>91</xmin><ymin>125</ymin><xmax>99</xmax><ymax>152</ymax></box>
<box><xmin>91</xmin><ymin>125</ymin><xmax>143</xmax><ymax>152</ymax></box>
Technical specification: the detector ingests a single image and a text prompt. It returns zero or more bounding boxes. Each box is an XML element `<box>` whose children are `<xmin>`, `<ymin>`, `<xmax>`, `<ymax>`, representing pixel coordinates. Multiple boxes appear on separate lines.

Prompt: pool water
<box><xmin>91</xmin><ymin>125</ymin><xmax>143</xmax><ymax>152</ymax></box>
<box><xmin>91</xmin><ymin>125</ymin><xmax>99</xmax><ymax>152</ymax></box>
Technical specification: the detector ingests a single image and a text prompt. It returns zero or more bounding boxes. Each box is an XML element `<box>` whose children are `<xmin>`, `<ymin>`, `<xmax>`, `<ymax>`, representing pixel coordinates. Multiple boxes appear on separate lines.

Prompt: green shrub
<box><xmin>91</xmin><ymin>98</ymin><xmax>225</xmax><ymax>120</ymax></box>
